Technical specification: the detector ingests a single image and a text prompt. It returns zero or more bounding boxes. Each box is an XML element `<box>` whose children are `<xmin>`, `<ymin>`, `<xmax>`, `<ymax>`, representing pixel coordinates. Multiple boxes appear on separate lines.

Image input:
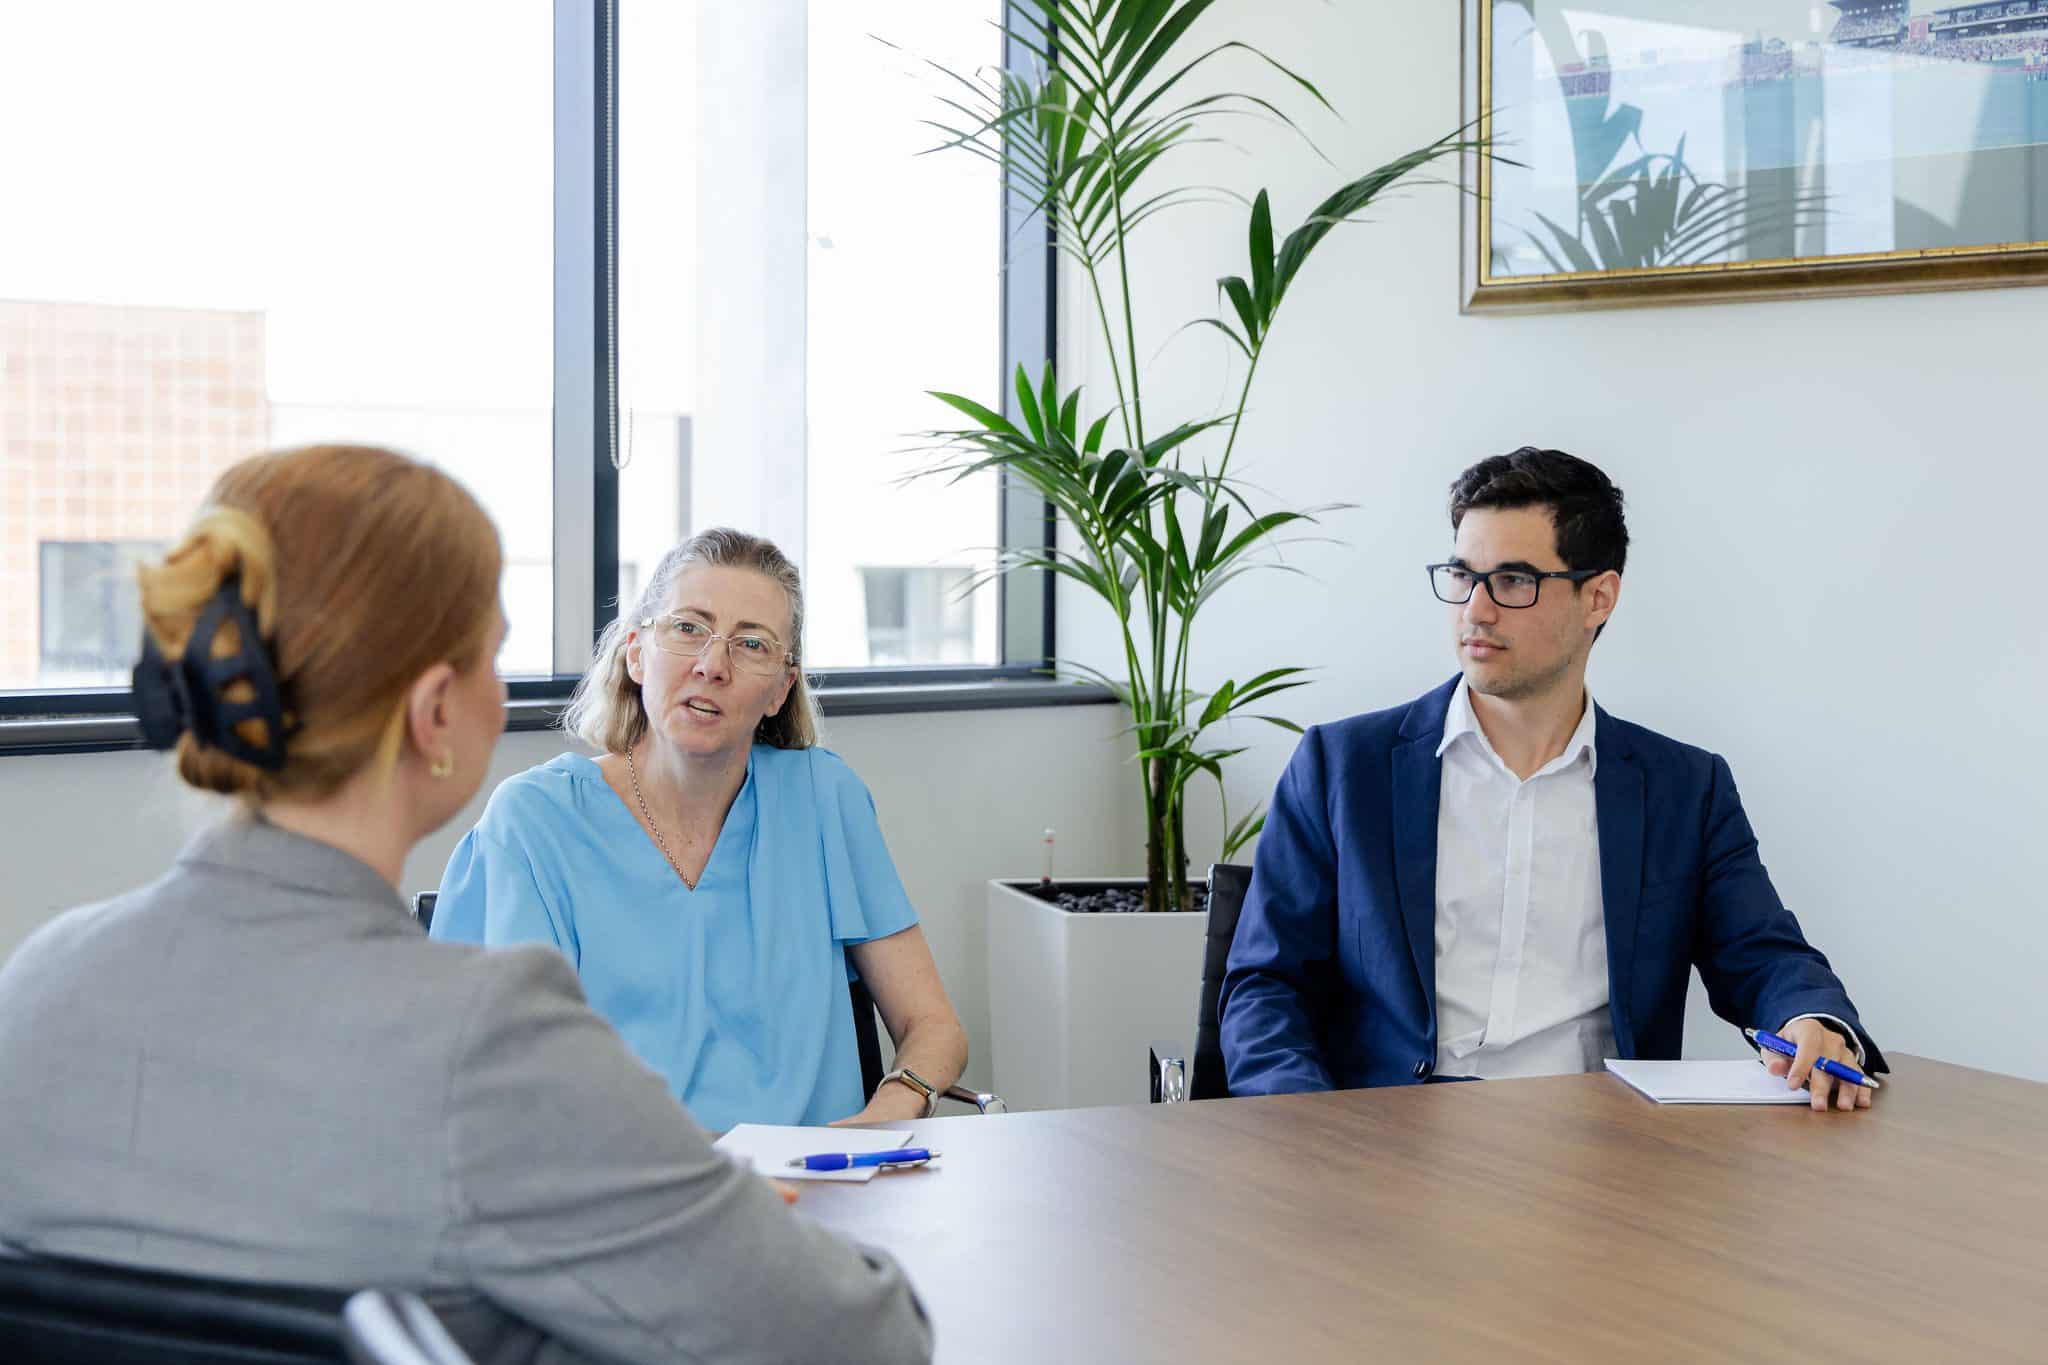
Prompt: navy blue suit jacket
<box><xmin>1219</xmin><ymin>678</ymin><xmax>1883</xmax><ymax>1094</ymax></box>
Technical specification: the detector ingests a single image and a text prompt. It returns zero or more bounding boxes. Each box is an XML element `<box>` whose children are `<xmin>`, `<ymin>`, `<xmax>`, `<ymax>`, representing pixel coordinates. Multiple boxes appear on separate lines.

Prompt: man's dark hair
<box><xmin>1448</xmin><ymin>446</ymin><xmax>1628</xmax><ymax>577</ymax></box>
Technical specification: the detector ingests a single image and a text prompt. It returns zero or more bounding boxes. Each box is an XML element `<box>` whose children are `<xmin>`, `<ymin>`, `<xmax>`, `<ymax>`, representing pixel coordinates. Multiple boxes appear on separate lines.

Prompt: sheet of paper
<box><xmin>713</xmin><ymin>1124</ymin><xmax>915</xmax><ymax>1182</ymax></box>
<box><xmin>1604</xmin><ymin>1058</ymin><xmax>1811</xmax><ymax>1105</ymax></box>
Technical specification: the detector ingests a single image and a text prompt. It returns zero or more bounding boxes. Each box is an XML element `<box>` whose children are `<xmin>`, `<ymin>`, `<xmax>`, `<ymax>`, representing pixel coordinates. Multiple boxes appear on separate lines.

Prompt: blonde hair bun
<box><xmin>135</xmin><ymin>445</ymin><xmax>502</xmax><ymax>802</ymax></box>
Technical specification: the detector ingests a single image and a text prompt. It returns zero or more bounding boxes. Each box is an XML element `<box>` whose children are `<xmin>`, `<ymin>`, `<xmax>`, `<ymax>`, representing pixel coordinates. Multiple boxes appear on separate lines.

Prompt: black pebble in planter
<box><xmin>1024</xmin><ymin>880</ymin><xmax>1207</xmax><ymax>914</ymax></box>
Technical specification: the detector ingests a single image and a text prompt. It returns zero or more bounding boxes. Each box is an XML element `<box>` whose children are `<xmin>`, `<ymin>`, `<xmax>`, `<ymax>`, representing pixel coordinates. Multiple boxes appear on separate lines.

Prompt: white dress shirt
<box><xmin>1431</xmin><ymin>679</ymin><xmax>1863</xmax><ymax>1080</ymax></box>
<box><xmin>1433</xmin><ymin>678</ymin><xmax>1613</xmax><ymax>1079</ymax></box>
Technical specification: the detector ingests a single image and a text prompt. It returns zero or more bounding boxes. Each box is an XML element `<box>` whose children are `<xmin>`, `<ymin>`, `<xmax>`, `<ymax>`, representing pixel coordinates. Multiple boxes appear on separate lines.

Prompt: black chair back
<box><xmin>0</xmin><ymin>1253</ymin><xmax>349</xmax><ymax>1364</ymax></box>
<box><xmin>848</xmin><ymin>973</ymin><xmax>886</xmax><ymax>1099</ymax></box>
<box><xmin>1191</xmin><ymin>863</ymin><xmax>1252</xmax><ymax>1101</ymax></box>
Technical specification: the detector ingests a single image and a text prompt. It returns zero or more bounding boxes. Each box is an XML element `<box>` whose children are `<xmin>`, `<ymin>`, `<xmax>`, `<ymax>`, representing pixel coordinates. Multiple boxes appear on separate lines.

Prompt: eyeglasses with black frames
<box><xmin>1426</xmin><ymin>563</ymin><xmax>1604</xmax><ymax>609</ymax></box>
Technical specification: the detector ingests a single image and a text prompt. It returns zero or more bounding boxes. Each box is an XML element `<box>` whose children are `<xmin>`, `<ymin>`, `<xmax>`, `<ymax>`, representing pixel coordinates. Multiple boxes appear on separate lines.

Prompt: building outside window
<box><xmin>38</xmin><ymin>541</ymin><xmax>164</xmax><ymax>685</ymax></box>
<box><xmin>859</xmin><ymin>566</ymin><xmax>977</xmax><ymax>667</ymax></box>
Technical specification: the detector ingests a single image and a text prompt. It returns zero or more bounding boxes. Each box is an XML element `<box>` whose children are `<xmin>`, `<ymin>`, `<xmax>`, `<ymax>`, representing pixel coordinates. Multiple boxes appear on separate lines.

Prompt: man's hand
<box><xmin>1763</xmin><ymin>1017</ymin><xmax>1873</xmax><ymax>1112</ymax></box>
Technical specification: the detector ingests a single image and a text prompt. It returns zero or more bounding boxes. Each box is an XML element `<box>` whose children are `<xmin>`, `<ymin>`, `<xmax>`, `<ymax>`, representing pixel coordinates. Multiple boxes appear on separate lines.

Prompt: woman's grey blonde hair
<box><xmin>562</xmin><ymin>527</ymin><xmax>818</xmax><ymax>754</ymax></box>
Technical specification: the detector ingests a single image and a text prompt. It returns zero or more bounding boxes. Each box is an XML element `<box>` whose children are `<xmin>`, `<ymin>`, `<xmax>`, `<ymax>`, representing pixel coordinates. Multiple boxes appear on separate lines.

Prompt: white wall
<box><xmin>0</xmin><ymin>705</ymin><xmax>1140</xmax><ymax>1093</ymax></box>
<box><xmin>1054</xmin><ymin>3</ymin><xmax>2047</xmax><ymax>1079</ymax></box>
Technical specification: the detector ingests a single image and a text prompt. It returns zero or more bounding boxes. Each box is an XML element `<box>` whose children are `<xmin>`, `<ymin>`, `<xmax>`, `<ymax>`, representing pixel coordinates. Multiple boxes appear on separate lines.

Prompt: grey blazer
<box><xmin>0</xmin><ymin>817</ymin><xmax>931</xmax><ymax>1365</ymax></box>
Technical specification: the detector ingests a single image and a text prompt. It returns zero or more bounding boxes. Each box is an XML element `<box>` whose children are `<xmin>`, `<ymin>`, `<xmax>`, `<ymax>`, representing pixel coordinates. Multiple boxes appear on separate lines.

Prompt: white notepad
<box><xmin>1604</xmin><ymin>1058</ymin><xmax>1811</xmax><ymax>1105</ymax></box>
<box><xmin>713</xmin><ymin>1124</ymin><xmax>916</xmax><ymax>1182</ymax></box>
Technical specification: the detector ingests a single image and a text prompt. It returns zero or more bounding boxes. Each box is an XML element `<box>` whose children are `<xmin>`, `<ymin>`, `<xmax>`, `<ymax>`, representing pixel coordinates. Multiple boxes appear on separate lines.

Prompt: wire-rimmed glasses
<box><xmin>639</xmin><ymin>614</ymin><xmax>794</xmax><ymax>674</ymax></box>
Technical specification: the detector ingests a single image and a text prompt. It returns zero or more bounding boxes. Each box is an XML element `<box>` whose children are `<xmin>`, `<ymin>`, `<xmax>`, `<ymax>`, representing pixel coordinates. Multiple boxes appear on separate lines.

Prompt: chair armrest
<box><xmin>941</xmin><ymin>1083</ymin><xmax>1008</xmax><ymax>1115</ymax></box>
<box><xmin>1149</xmin><ymin>1041</ymin><xmax>1188</xmax><ymax>1103</ymax></box>
<box><xmin>343</xmin><ymin>1289</ymin><xmax>475</xmax><ymax>1365</ymax></box>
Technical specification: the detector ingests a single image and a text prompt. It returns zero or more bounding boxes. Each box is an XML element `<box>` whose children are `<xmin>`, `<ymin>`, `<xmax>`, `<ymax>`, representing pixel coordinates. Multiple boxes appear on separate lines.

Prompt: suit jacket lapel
<box><xmin>1593</xmin><ymin>708</ymin><xmax>1644</xmax><ymax>1057</ymax></box>
<box><xmin>1391</xmin><ymin>682</ymin><xmax>1458</xmax><ymax>1041</ymax></box>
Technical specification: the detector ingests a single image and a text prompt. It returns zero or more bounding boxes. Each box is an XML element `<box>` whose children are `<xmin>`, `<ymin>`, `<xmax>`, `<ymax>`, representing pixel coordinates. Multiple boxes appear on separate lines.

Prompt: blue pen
<box><xmin>1745</xmin><ymin>1028</ymin><xmax>1881</xmax><ymax>1091</ymax></box>
<box><xmin>787</xmin><ymin>1147</ymin><xmax>939</xmax><ymax>1172</ymax></box>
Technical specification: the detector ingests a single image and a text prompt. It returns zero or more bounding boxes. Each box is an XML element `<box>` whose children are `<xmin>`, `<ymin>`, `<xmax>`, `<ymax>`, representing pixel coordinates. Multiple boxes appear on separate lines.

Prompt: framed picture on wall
<box><xmin>1461</xmin><ymin>0</ymin><xmax>2048</xmax><ymax>311</ymax></box>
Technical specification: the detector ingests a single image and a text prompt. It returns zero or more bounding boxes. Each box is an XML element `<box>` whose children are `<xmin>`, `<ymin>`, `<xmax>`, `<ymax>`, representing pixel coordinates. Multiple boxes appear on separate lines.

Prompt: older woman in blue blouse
<box><xmin>430</xmin><ymin>527</ymin><xmax>968</xmax><ymax>1131</ymax></box>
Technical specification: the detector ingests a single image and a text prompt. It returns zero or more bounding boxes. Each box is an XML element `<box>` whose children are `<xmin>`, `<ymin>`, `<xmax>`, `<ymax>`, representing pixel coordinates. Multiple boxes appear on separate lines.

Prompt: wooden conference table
<box><xmin>802</xmin><ymin>1056</ymin><xmax>2047</xmax><ymax>1363</ymax></box>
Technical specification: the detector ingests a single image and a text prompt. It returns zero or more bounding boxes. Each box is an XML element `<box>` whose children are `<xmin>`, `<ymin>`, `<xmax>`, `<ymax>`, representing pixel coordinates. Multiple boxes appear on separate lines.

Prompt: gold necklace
<box><xmin>625</xmin><ymin>748</ymin><xmax>695</xmax><ymax>890</ymax></box>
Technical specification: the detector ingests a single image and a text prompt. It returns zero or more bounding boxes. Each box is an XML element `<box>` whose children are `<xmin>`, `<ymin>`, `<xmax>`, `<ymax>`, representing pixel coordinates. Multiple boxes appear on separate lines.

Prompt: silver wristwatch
<box><xmin>880</xmin><ymin>1065</ymin><xmax>938</xmax><ymax>1118</ymax></box>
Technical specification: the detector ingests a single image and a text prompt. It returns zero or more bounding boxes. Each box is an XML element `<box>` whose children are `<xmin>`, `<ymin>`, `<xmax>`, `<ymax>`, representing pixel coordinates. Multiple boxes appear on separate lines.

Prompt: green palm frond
<box><xmin>890</xmin><ymin>0</ymin><xmax>1495</xmax><ymax>910</ymax></box>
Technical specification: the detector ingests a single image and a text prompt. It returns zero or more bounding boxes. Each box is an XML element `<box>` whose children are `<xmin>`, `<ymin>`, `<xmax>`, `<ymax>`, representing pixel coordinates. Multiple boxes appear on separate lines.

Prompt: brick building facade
<box><xmin>1</xmin><ymin>300</ymin><xmax>268</xmax><ymax>688</ymax></box>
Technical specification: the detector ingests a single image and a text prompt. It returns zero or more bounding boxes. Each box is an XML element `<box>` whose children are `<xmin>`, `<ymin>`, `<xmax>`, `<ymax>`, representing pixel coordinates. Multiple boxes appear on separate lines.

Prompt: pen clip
<box><xmin>878</xmin><ymin>1151</ymin><xmax>938</xmax><ymax>1170</ymax></box>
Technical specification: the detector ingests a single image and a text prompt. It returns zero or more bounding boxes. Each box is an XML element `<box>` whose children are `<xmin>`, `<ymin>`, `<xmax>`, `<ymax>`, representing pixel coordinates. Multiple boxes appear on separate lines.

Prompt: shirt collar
<box><xmin>1436</xmin><ymin>676</ymin><xmax>1599</xmax><ymax>778</ymax></box>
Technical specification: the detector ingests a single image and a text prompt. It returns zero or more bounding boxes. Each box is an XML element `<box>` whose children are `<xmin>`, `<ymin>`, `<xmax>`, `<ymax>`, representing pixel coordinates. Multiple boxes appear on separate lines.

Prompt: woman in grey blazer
<box><xmin>0</xmin><ymin>444</ymin><xmax>932</xmax><ymax>1365</ymax></box>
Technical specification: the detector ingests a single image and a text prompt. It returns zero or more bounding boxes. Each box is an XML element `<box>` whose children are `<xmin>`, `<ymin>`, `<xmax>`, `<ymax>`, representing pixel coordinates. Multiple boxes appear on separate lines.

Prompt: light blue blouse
<box><xmin>428</xmin><ymin>746</ymin><xmax>918</xmax><ymax>1131</ymax></box>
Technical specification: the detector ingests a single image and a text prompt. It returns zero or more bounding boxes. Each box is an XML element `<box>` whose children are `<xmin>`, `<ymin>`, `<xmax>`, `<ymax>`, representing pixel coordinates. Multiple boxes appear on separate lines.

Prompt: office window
<box><xmin>0</xmin><ymin>1</ymin><xmax>554</xmax><ymax>691</ymax></box>
<box><xmin>617</xmin><ymin>0</ymin><xmax>1004</xmax><ymax>669</ymax></box>
<box><xmin>2</xmin><ymin>2</ymin><xmax>1043</xmax><ymax>733</ymax></box>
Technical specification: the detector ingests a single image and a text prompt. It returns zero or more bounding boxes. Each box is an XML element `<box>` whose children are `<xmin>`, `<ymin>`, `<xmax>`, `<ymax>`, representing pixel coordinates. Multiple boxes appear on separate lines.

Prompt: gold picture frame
<box><xmin>1461</xmin><ymin>0</ymin><xmax>2048</xmax><ymax>312</ymax></box>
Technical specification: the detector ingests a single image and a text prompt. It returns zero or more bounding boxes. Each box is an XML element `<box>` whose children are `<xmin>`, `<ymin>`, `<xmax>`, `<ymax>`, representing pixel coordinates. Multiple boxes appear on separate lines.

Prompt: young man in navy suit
<box><xmin>1219</xmin><ymin>447</ymin><xmax>1881</xmax><ymax>1111</ymax></box>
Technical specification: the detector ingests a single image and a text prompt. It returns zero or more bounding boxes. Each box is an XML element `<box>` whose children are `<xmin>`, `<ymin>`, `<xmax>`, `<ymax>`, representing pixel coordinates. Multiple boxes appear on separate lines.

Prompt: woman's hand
<box><xmin>828</xmin><ymin>1079</ymin><xmax>930</xmax><ymax>1128</ymax></box>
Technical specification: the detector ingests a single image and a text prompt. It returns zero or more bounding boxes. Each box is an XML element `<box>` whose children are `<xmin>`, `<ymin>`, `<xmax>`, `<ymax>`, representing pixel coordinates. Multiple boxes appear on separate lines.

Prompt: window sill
<box><xmin>816</xmin><ymin>676</ymin><xmax>1113</xmax><ymax>718</ymax></box>
<box><xmin>0</xmin><ymin>675</ymin><xmax>1116</xmax><ymax>757</ymax></box>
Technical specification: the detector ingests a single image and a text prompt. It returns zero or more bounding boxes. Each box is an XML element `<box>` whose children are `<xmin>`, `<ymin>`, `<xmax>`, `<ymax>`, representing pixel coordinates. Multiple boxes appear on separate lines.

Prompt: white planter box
<box><xmin>985</xmin><ymin>878</ymin><xmax>1208</xmax><ymax>1112</ymax></box>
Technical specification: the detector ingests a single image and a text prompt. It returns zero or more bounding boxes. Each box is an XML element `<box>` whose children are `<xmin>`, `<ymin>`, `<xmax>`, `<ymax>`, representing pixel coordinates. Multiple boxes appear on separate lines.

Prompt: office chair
<box><xmin>410</xmin><ymin>895</ymin><xmax>1005</xmax><ymax>1115</ymax></box>
<box><xmin>341</xmin><ymin>1290</ymin><xmax>474</xmax><ymax>1365</ymax></box>
<box><xmin>0</xmin><ymin>1250</ymin><xmax>350</xmax><ymax>1364</ymax></box>
<box><xmin>1148</xmin><ymin>862</ymin><xmax>1251</xmax><ymax>1103</ymax></box>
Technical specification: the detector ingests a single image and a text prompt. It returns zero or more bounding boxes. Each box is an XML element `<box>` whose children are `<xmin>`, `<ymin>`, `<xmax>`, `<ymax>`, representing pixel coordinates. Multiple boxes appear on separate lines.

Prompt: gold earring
<box><xmin>430</xmin><ymin>751</ymin><xmax>455</xmax><ymax>780</ymax></box>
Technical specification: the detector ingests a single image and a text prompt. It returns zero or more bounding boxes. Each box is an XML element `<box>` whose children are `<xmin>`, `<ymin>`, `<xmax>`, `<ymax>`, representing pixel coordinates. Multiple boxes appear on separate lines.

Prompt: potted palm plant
<box><xmin>908</xmin><ymin>1</ymin><xmax>1475</xmax><ymax>1109</ymax></box>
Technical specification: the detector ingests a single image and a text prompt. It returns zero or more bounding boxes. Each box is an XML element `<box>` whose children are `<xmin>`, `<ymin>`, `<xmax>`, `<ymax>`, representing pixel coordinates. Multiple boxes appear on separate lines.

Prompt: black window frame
<box><xmin>0</xmin><ymin>2</ymin><xmax>1097</xmax><ymax>758</ymax></box>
